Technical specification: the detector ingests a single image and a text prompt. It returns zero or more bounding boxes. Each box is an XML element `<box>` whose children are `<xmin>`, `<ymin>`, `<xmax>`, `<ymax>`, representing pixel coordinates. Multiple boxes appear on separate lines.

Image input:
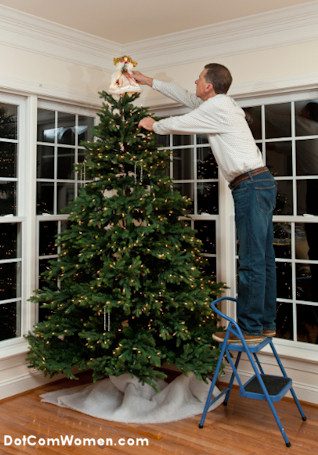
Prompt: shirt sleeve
<box><xmin>152</xmin><ymin>80</ymin><xmax>202</xmax><ymax>109</ymax></box>
<box><xmin>153</xmin><ymin>100</ymin><xmax>228</xmax><ymax>135</ymax></box>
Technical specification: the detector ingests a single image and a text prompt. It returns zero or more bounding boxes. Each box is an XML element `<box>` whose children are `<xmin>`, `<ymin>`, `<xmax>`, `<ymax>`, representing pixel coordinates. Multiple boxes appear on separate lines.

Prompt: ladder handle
<box><xmin>210</xmin><ymin>296</ymin><xmax>237</xmax><ymax>325</ymax></box>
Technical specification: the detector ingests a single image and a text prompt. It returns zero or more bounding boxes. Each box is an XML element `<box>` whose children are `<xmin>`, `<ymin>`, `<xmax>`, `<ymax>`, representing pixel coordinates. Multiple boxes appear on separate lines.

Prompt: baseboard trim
<box><xmin>0</xmin><ymin>370</ymin><xmax>64</xmax><ymax>401</ymax></box>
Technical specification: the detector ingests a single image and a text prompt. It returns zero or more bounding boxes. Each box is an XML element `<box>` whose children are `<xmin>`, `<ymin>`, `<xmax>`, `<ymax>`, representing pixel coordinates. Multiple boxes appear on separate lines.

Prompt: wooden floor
<box><xmin>0</xmin><ymin>375</ymin><xmax>317</xmax><ymax>455</ymax></box>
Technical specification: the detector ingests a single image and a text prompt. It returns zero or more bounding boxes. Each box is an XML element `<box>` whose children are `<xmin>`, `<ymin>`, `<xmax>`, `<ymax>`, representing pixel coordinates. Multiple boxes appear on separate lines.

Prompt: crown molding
<box><xmin>0</xmin><ymin>5</ymin><xmax>119</xmax><ymax>71</ymax></box>
<box><xmin>1</xmin><ymin>2</ymin><xmax>318</xmax><ymax>73</ymax></box>
<box><xmin>0</xmin><ymin>2</ymin><xmax>318</xmax><ymax>98</ymax></box>
<box><xmin>128</xmin><ymin>1</ymin><xmax>318</xmax><ymax>70</ymax></box>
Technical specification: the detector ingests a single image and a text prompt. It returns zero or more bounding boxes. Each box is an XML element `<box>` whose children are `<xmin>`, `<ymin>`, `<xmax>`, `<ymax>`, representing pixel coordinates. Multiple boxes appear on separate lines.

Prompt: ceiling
<box><xmin>0</xmin><ymin>0</ymin><xmax>314</xmax><ymax>43</ymax></box>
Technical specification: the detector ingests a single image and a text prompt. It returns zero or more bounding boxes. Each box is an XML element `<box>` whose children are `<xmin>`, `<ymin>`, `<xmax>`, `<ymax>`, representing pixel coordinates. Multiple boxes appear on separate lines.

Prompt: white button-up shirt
<box><xmin>152</xmin><ymin>79</ymin><xmax>264</xmax><ymax>182</ymax></box>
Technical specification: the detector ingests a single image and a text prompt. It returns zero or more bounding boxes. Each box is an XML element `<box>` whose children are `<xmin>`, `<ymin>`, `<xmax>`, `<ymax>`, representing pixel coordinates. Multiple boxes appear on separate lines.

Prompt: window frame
<box><xmin>236</xmin><ymin>90</ymin><xmax>318</xmax><ymax>360</ymax></box>
<box><xmin>0</xmin><ymin>96</ymin><xmax>96</xmax><ymax>358</ymax></box>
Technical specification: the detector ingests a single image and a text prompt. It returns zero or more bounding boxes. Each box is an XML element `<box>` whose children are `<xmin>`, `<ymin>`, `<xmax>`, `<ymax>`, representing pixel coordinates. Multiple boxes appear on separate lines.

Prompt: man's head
<box><xmin>195</xmin><ymin>63</ymin><xmax>232</xmax><ymax>100</ymax></box>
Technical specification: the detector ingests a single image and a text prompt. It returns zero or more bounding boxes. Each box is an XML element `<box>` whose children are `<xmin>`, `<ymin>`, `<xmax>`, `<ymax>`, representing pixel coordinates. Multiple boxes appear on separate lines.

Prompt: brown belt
<box><xmin>229</xmin><ymin>166</ymin><xmax>269</xmax><ymax>189</ymax></box>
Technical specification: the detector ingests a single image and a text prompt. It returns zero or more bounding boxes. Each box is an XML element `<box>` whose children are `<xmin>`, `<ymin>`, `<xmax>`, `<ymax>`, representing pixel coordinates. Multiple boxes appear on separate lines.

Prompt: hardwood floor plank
<box><xmin>0</xmin><ymin>377</ymin><xmax>317</xmax><ymax>454</ymax></box>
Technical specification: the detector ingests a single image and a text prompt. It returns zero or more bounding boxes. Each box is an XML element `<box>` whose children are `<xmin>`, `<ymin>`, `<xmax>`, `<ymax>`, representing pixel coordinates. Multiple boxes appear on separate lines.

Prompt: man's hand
<box><xmin>138</xmin><ymin>117</ymin><xmax>155</xmax><ymax>131</ymax></box>
<box><xmin>132</xmin><ymin>71</ymin><xmax>153</xmax><ymax>87</ymax></box>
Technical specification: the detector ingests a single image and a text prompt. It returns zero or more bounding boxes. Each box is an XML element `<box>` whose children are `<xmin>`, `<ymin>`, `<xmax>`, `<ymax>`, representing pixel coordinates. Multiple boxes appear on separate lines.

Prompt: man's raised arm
<box><xmin>133</xmin><ymin>71</ymin><xmax>202</xmax><ymax>110</ymax></box>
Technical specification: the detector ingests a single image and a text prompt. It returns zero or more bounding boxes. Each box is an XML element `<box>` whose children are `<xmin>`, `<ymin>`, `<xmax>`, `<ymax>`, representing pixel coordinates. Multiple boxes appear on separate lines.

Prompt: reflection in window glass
<box><xmin>265</xmin><ymin>103</ymin><xmax>291</xmax><ymax>138</ymax></box>
<box><xmin>57</xmin><ymin>183</ymin><xmax>75</xmax><ymax>213</ymax></box>
<box><xmin>274</xmin><ymin>180</ymin><xmax>293</xmax><ymax>215</ymax></box>
<box><xmin>276</xmin><ymin>301</ymin><xmax>293</xmax><ymax>341</ymax></box>
<box><xmin>297</xmin><ymin>304</ymin><xmax>318</xmax><ymax>344</ymax></box>
<box><xmin>302</xmin><ymin>223</ymin><xmax>318</xmax><ymax>272</ymax></box>
<box><xmin>57</xmin><ymin>148</ymin><xmax>75</xmax><ymax>180</ymax></box>
<box><xmin>295</xmin><ymin>223</ymin><xmax>309</xmax><ymax>260</ymax></box>
<box><xmin>296</xmin><ymin>263</ymin><xmax>318</xmax><ymax>302</ymax></box>
<box><xmin>38</xmin><ymin>259</ymin><xmax>58</xmax><ymax>321</ymax></box>
<box><xmin>78</xmin><ymin>116</ymin><xmax>94</xmax><ymax>142</ymax></box>
<box><xmin>39</xmin><ymin>221</ymin><xmax>58</xmax><ymax>256</ymax></box>
<box><xmin>155</xmin><ymin>134</ymin><xmax>170</xmax><ymax>148</ymax></box>
<box><xmin>37</xmin><ymin>109</ymin><xmax>55</xmax><ymax>143</ymax></box>
<box><xmin>0</xmin><ymin>142</ymin><xmax>17</xmax><ymax>178</ymax></box>
<box><xmin>37</xmin><ymin>182</ymin><xmax>54</xmax><ymax>215</ymax></box>
<box><xmin>173</xmin><ymin>149</ymin><xmax>194</xmax><ymax>180</ymax></box>
<box><xmin>0</xmin><ymin>263</ymin><xmax>20</xmax><ymax>300</ymax></box>
<box><xmin>202</xmin><ymin>256</ymin><xmax>216</xmax><ymax>280</ymax></box>
<box><xmin>78</xmin><ymin>149</ymin><xmax>86</xmax><ymax>165</ymax></box>
<box><xmin>194</xmin><ymin>220</ymin><xmax>216</xmax><ymax>254</ymax></box>
<box><xmin>39</xmin><ymin>259</ymin><xmax>58</xmax><ymax>291</ymax></box>
<box><xmin>243</xmin><ymin>106</ymin><xmax>261</xmax><ymax>140</ymax></box>
<box><xmin>173</xmin><ymin>183</ymin><xmax>194</xmax><ymax>213</ymax></box>
<box><xmin>0</xmin><ymin>181</ymin><xmax>16</xmax><ymax>216</ymax></box>
<box><xmin>276</xmin><ymin>262</ymin><xmax>292</xmax><ymax>299</ymax></box>
<box><xmin>295</xmin><ymin>223</ymin><xmax>318</xmax><ymax>264</ymax></box>
<box><xmin>0</xmin><ymin>302</ymin><xmax>21</xmax><ymax>341</ymax></box>
<box><xmin>173</xmin><ymin>135</ymin><xmax>193</xmax><ymax>147</ymax></box>
<box><xmin>295</xmin><ymin>100</ymin><xmax>318</xmax><ymax>136</ymax></box>
<box><xmin>197</xmin><ymin>147</ymin><xmax>218</xmax><ymax>179</ymax></box>
<box><xmin>196</xmin><ymin>134</ymin><xmax>209</xmax><ymax>145</ymax></box>
<box><xmin>0</xmin><ymin>103</ymin><xmax>17</xmax><ymax>139</ymax></box>
<box><xmin>57</xmin><ymin>112</ymin><xmax>75</xmax><ymax>145</ymax></box>
<box><xmin>296</xmin><ymin>139</ymin><xmax>318</xmax><ymax>176</ymax></box>
<box><xmin>297</xmin><ymin>179</ymin><xmax>318</xmax><ymax>216</ymax></box>
<box><xmin>197</xmin><ymin>182</ymin><xmax>218</xmax><ymax>214</ymax></box>
<box><xmin>0</xmin><ymin>223</ymin><xmax>18</xmax><ymax>260</ymax></box>
<box><xmin>37</xmin><ymin>145</ymin><xmax>54</xmax><ymax>179</ymax></box>
<box><xmin>266</xmin><ymin>141</ymin><xmax>292</xmax><ymax>177</ymax></box>
<box><xmin>273</xmin><ymin>222</ymin><xmax>291</xmax><ymax>258</ymax></box>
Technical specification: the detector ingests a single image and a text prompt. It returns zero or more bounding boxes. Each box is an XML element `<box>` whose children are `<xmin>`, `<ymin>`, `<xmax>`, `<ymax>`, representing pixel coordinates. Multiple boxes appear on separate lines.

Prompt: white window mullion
<box><xmin>21</xmin><ymin>95</ymin><xmax>38</xmax><ymax>335</ymax></box>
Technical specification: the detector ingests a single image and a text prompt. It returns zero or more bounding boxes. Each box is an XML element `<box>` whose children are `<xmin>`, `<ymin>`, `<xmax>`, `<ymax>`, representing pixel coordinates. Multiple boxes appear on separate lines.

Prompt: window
<box><xmin>241</xmin><ymin>94</ymin><xmax>318</xmax><ymax>345</ymax></box>
<box><xmin>157</xmin><ymin>132</ymin><xmax>219</xmax><ymax>280</ymax></box>
<box><xmin>157</xmin><ymin>92</ymin><xmax>318</xmax><ymax>348</ymax></box>
<box><xmin>0</xmin><ymin>97</ymin><xmax>23</xmax><ymax>342</ymax></box>
<box><xmin>36</xmin><ymin>102</ymin><xmax>95</xmax><ymax>321</ymax></box>
<box><xmin>37</xmin><ymin>107</ymin><xmax>94</xmax><ymax>215</ymax></box>
<box><xmin>0</xmin><ymin>97</ymin><xmax>96</xmax><ymax>347</ymax></box>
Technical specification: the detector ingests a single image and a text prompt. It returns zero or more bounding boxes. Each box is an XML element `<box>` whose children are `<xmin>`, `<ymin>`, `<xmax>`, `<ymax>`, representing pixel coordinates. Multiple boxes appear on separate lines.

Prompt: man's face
<box><xmin>195</xmin><ymin>69</ymin><xmax>213</xmax><ymax>100</ymax></box>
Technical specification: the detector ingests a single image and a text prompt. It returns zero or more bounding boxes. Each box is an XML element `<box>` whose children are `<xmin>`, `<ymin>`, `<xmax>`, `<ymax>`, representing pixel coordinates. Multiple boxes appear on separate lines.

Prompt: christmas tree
<box><xmin>27</xmin><ymin>92</ymin><xmax>224</xmax><ymax>386</ymax></box>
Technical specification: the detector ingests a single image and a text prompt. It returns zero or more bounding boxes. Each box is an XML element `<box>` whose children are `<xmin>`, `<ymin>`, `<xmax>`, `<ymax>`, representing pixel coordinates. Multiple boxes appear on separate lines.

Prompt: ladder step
<box><xmin>242</xmin><ymin>374</ymin><xmax>292</xmax><ymax>401</ymax></box>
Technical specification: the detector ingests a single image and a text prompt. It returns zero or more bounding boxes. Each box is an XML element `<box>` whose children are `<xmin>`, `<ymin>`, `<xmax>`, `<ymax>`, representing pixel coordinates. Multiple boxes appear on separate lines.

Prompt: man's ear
<box><xmin>206</xmin><ymin>82</ymin><xmax>214</xmax><ymax>93</ymax></box>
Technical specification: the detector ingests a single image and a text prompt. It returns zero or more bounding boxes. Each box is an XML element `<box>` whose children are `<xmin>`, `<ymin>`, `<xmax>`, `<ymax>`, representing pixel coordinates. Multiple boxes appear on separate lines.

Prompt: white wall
<box><xmin>0</xmin><ymin>43</ymin><xmax>111</xmax><ymax>106</ymax></box>
<box><xmin>139</xmin><ymin>39</ymin><xmax>318</xmax><ymax>107</ymax></box>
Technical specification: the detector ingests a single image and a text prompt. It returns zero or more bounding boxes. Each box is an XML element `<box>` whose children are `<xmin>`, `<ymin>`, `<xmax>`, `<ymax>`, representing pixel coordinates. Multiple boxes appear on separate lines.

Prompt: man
<box><xmin>133</xmin><ymin>64</ymin><xmax>277</xmax><ymax>344</ymax></box>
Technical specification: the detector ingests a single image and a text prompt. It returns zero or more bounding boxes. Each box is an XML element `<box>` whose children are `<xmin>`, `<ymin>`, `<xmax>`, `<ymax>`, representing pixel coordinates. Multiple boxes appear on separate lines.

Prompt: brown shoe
<box><xmin>263</xmin><ymin>329</ymin><xmax>276</xmax><ymax>337</ymax></box>
<box><xmin>213</xmin><ymin>331</ymin><xmax>264</xmax><ymax>344</ymax></box>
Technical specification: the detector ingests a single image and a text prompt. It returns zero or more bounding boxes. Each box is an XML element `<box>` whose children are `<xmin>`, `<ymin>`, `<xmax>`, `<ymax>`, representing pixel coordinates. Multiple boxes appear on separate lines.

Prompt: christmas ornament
<box><xmin>109</xmin><ymin>56</ymin><xmax>141</xmax><ymax>95</ymax></box>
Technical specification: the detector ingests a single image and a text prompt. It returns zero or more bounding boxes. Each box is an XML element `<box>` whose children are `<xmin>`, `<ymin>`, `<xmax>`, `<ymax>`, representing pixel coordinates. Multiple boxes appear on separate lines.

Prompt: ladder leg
<box><xmin>265</xmin><ymin>397</ymin><xmax>291</xmax><ymax>447</ymax></box>
<box><xmin>243</xmin><ymin>343</ymin><xmax>291</xmax><ymax>447</ymax></box>
<box><xmin>199</xmin><ymin>339</ymin><xmax>228</xmax><ymax>428</ymax></box>
<box><xmin>289</xmin><ymin>387</ymin><xmax>307</xmax><ymax>421</ymax></box>
<box><xmin>269</xmin><ymin>339</ymin><xmax>307</xmax><ymax>421</ymax></box>
<box><xmin>224</xmin><ymin>352</ymin><xmax>242</xmax><ymax>406</ymax></box>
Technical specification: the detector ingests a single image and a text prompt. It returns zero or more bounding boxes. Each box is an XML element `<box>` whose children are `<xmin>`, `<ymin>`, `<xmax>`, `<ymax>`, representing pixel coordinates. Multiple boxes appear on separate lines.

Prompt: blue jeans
<box><xmin>231</xmin><ymin>170</ymin><xmax>277</xmax><ymax>335</ymax></box>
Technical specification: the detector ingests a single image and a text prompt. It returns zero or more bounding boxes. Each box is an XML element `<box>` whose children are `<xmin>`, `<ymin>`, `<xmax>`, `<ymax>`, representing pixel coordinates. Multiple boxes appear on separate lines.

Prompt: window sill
<box><xmin>0</xmin><ymin>338</ymin><xmax>28</xmax><ymax>360</ymax></box>
<box><xmin>261</xmin><ymin>338</ymin><xmax>318</xmax><ymax>364</ymax></box>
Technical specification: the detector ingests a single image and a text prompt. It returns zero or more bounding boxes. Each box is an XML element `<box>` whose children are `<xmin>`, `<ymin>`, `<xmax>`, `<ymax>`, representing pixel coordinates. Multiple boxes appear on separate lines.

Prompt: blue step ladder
<box><xmin>199</xmin><ymin>297</ymin><xmax>307</xmax><ymax>447</ymax></box>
